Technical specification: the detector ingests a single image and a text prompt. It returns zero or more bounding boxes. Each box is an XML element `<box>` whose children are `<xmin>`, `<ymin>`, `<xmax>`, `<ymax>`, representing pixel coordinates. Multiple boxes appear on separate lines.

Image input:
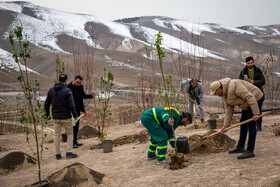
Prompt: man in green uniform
<box><xmin>141</xmin><ymin>107</ymin><xmax>192</xmax><ymax>164</ymax></box>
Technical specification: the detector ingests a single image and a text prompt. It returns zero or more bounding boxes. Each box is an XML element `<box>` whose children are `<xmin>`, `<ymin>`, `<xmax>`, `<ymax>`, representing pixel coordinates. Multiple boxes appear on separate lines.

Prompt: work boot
<box><xmin>76</xmin><ymin>142</ymin><xmax>83</xmax><ymax>146</ymax></box>
<box><xmin>157</xmin><ymin>159</ymin><xmax>169</xmax><ymax>165</ymax></box>
<box><xmin>147</xmin><ymin>156</ymin><xmax>156</xmax><ymax>160</ymax></box>
<box><xmin>237</xmin><ymin>150</ymin><xmax>255</xmax><ymax>159</ymax></box>
<box><xmin>73</xmin><ymin>144</ymin><xmax>79</xmax><ymax>148</ymax></box>
<box><xmin>56</xmin><ymin>154</ymin><xmax>62</xmax><ymax>160</ymax></box>
<box><xmin>66</xmin><ymin>152</ymin><xmax>78</xmax><ymax>158</ymax></box>
<box><xmin>229</xmin><ymin>147</ymin><xmax>245</xmax><ymax>154</ymax></box>
<box><xmin>201</xmin><ymin>119</ymin><xmax>205</xmax><ymax>123</ymax></box>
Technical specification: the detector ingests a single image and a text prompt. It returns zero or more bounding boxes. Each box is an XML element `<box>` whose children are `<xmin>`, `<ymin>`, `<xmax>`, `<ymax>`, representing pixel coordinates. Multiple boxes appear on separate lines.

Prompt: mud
<box><xmin>169</xmin><ymin>153</ymin><xmax>186</xmax><ymax>170</ymax></box>
<box><xmin>91</xmin><ymin>130</ymin><xmax>149</xmax><ymax>149</ymax></box>
<box><xmin>78</xmin><ymin>125</ymin><xmax>99</xmax><ymax>139</ymax></box>
<box><xmin>189</xmin><ymin>130</ymin><xmax>236</xmax><ymax>154</ymax></box>
<box><xmin>272</xmin><ymin>123</ymin><xmax>280</xmax><ymax>136</ymax></box>
<box><xmin>47</xmin><ymin>162</ymin><xmax>105</xmax><ymax>187</ymax></box>
<box><xmin>0</xmin><ymin>151</ymin><xmax>36</xmax><ymax>174</ymax></box>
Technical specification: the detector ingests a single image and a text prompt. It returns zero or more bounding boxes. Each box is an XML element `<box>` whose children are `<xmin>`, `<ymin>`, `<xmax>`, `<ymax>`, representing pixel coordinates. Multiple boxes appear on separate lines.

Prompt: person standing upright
<box><xmin>180</xmin><ymin>78</ymin><xmax>204</xmax><ymax>123</ymax></box>
<box><xmin>67</xmin><ymin>75</ymin><xmax>95</xmax><ymax>148</ymax></box>
<box><xmin>239</xmin><ymin>56</ymin><xmax>265</xmax><ymax>131</ymax></box>
<box><xmin>44</xmin><ymin>74</ymin><xmax>78</xmax><ymax>160</ymax></box>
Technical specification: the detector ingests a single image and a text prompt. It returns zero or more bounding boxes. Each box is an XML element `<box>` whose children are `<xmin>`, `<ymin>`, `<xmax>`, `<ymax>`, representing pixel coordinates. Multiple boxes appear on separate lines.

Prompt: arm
<box><xmin>223</xmin><ymin>102</ymin><xmax>234</xmax><ymax>127</ymax></box>
<box><xmin>180</xmin><ymin>80</ymin><xmax>187</xmax><ymax>92</ymax></box>
<box><xmin>239</xmin><ymin>70</ymin><xmax>244</xmax><ymax>80</ymax></box>
<box><xmin>44</xmin><ymin>91</ymin><xmax>52</xmax><ymax>117</ymax></box>
<box><xmin>81</xmin><ymin>85</ymin><xmax>94</xmax><ymax>99</ymax></box>
<box><xmin>67</xmin><ymin>91</ymin><xmax>78</xmax><ymax>118</ymax></box>
<box><xmin>253</xmin><ymin>68</ymin><xmax>265</xmax><ymax>88</ymax></box>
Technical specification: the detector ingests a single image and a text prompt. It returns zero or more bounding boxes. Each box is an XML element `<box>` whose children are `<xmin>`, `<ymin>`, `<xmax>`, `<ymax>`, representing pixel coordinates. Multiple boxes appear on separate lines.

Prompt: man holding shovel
<box><xmin>67</xmin><ymin>75</ymin><xmax>95</xmax><ymax>148</ymax></box>
<box><xmin>180</xmin><ymin>78</ymin><xmax>205</xmax><ymax>123</ymax></box>
<box><xmin>141</xmin><ymin>107</ymin><xmax>192</xmax><ymax>164</ymax></box>
<box><xmin>210</xmin><ymin>78</ymin><xmax>264</xmax><ymax>159</ymax></box>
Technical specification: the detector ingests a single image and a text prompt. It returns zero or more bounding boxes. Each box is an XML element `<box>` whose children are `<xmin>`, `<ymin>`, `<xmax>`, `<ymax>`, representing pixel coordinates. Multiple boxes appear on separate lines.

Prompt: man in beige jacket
<box><xmin>210</xmin><ymin>77</ymin><xmax>264</xmax><ymax>159</ymax></box>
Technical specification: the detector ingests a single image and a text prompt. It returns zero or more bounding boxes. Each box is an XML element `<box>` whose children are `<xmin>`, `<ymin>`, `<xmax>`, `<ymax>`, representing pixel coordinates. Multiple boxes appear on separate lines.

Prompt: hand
<box><xmin>92</xmin><ymin>92</ymin><xmax>96</xmax><ymax>97</ymax></box>
<box><xmin>221</xmin><ymin>126</ymin><xmax>228</xmax><ymax>133</ymax></box>
<box><xmin>74</xmin><ymin>118</ymin><xmax>78</xmax><ymax>120</ymax></box>
<box><xmin>249</xmin><ymin>79</ymin><xmax>254</xmax><ymax>84</ymax></box>
<box><xmin>168</xmin><ymin>118</ymin><xmax>174</xmax><ymax>126</ymax></box>
<box><xmin>253</xmin><ymin>115</ymin><xmax>259</xmax><ymax>121</ymax></box>
<box><xmin>180</xmin><ymin>91</ymin><xmax>184</xmax><ymax>94</ymax></box>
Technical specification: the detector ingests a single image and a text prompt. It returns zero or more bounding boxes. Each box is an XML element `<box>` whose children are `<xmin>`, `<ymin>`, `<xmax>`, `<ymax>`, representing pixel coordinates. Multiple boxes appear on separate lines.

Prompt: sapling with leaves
<box><xmin>95</xmin><ymin>68</ymin><xmax>114</xmax><ymax>141</ymax></box>
<box><xmin>9</xmin><ymin>23</ymin><xmax>49</xmax><ymax>185</ymax></box>
<box><xmin>55</xmin><ymin>54</ymin><xmax>65</xmax><ymax>82</ymax></box>
<box><xmin>155</xmin><ymin>32</ymin><xmax>181</xmax><ymax>153</ymax></box>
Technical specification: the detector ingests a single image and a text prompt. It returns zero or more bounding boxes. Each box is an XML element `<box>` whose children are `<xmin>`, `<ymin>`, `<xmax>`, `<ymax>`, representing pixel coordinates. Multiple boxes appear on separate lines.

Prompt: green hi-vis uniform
<box><xmin>141</xmin><ymin>107</ymin><xmax>182</xmax><ymax>161</ymax></box>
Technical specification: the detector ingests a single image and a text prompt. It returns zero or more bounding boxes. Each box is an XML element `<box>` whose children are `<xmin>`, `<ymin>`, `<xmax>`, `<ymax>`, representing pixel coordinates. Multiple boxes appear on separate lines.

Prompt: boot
<box><xmin>229</xmin><ymin>146</ymin><xmax>245</xmax><ymax>154</ymax></box>
<box><xmin>237</xmin><ymin>150</ymin><xmax>255</xmax><ymax>159</ymax></box>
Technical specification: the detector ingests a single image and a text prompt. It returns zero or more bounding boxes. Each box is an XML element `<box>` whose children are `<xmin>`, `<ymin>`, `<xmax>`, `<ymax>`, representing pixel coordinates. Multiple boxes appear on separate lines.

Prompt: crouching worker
<box><xmin>141</xmin><ymin>107</ymin><xmax>192</xmax><ymax>164</ymax></box>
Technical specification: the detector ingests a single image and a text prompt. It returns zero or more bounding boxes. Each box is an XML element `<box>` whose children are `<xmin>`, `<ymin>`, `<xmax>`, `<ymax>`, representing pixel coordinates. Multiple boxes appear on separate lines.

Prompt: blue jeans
<box><xmin>237</xmin><ymin>97</ymin><xmax>264</xmax><ymax>152</ymax></box>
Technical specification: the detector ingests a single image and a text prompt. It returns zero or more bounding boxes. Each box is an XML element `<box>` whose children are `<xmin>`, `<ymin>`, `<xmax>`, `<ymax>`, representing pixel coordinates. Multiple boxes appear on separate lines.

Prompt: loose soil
<box><xmin>0</xmin><ymin>113</ymin><xmax>279</xmax><ymax>186</ymax></box>
<box><xmin>47</xmin><ymin>162</ymin><xmax>105</xmax><ymax>186</ymax></box>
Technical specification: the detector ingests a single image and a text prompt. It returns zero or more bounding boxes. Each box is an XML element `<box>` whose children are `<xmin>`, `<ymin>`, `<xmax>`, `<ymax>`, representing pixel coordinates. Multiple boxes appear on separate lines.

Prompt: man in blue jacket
<box><xmin>44</xmin><ymin>74</ymin><xmax>78</xmax><ymax>160</ymax></box>
<box><xmin>67</xmin><ymin>75</ymin><xmax>95</xmax><ymax>148</ymax></box>
<box><xmin>141</xmin><ymin>107</ymin><xmax>192</xmax><ymax>164</ymax></box>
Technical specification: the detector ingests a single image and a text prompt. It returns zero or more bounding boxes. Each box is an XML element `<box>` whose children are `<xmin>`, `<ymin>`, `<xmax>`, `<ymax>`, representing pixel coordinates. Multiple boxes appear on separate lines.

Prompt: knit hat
<box><xmin>210</xmin><ymin>81</ymin><xmax>221</xmax><ymax>96</ymax></box>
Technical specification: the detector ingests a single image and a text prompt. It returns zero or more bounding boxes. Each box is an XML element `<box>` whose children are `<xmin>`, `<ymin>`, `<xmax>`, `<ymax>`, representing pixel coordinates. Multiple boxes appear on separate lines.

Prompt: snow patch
<box><xmin>122</xmin><ymin>38</ymin><xmax>132</xmax><ymax>52</ymax></box>
<box><xmin>271</xmin><ymin>28</ymin><xmax>280</xmax><ymax>36</ymax></box>
<box><xmin>97</xmin><ymin>92</ymin><xmax>115</xmax><ymax>99</ymax></box>
<box><xmin>215</xmin><ymin>39</ymin><xmax>231</xmax><ymax>45</ymax></box>
<box><xmin>0</xmin><ymin>48</ymin><xmax>39</xmax><ymax>74</ymax></box>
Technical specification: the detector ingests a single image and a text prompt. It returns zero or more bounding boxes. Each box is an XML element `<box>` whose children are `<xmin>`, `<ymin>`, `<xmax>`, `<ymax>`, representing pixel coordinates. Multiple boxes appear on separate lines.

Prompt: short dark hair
<box><xmin>180</xmin><ymin>111</ymin><xmax>192</xmax><ymax>123</ymax></box>
<box><xmin>74</xmin><ymin>75</ymin><xmax>83</xmax><ymax>81</ymax></box>
<box><xmin>245</xmin><ymin>56</ymin><xmax>254</xmax><ymax>63</ymax></box>
<box><xmin>59</xmin><ymin>74</ymin><xmax>67</xmax><ymax>83</ymax></box>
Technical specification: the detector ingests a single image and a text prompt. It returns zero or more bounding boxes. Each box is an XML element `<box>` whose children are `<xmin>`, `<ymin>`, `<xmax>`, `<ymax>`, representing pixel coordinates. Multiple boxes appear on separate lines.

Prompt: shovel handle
<box><xmin>182</xmin><ymin>92</ymin><xmax>214</xmax><ymax>117</ymax></box>
<box><xmin>206</xmin><ymin>113</ymin><xmax>266</xmax><ymax>139</ymax></box>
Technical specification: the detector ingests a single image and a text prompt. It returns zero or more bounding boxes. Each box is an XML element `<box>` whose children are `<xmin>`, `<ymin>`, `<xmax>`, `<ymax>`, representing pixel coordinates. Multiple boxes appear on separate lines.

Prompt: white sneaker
<box><xmin>157</xmin><ymin>159</ymin><xmax>169</xmax><ymax>165</ymax></box>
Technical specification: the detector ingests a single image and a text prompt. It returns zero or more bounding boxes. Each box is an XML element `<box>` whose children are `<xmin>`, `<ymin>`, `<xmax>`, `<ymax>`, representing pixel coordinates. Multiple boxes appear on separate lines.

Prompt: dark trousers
<box><xmin>73</xmin><ymin>111</ymin><xmax>80</xmax><ymax>144</ymax></box>
<box><xmin>257</xmin><ymin>96</ymin><xmax>264</xmax><ymax>128</ymax></box>
<box><xmin>237</xmin><ymin>97</ymin><xmax>264</xmax><ymax>152</ymax></box>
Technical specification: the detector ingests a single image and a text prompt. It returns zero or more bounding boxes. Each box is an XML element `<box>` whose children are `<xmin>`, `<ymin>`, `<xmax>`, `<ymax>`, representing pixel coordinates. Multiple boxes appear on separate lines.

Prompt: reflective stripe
<box><xmin>150</xmin><ymin>142</ymin><xmax>157</xmax><ymax>147</ymax></box>
<box><xmin>164</xmin><ymin>107</ymin><xmax>180</xmax><ymax>114</ymax></box>
<box><xmin>152</xmin><ymin>108</ymin><xmax>160</xmax><ymax>125</ymax></box>
<box><xmin>157</xmin><ymin>154</ymin><xmax>166</xmax><ymax>158</ymax></box>
<box><xmin>148</xmin><ymin>149</ymin><xmax>156</xmax><ymax>153</ymax></box>
<box><xmin>157</xmin><ymin>145</ymin><xmax>168</xmax><ymax>149</ymax></box>
<box><xmin>168</xmin><ymin>138</ymin><xmax>175</xmax><ymax>142</ymax></box>
<box><xmin>162</xmin><ymin>114</ymin><xmax>169</xmax><ymax>118</ymax></box>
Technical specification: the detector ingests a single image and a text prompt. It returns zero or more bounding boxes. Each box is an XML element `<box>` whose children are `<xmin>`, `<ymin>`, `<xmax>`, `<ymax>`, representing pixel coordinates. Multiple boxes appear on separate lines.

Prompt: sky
<box><xmin>1</xmin><ymin>0</ymin><xmax>280</xmax><ymax>27</ymax></box>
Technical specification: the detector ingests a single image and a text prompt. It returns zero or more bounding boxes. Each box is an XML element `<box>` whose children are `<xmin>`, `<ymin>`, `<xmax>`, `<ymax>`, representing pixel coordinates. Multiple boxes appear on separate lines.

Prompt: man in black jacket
<box><xmin>67</xmin><ymin>75</ymin><xmax>95</xmax><ymax>148</ymax></box>
<box><xmin>239</xmin><ymin>56</ymin><xmax>265</xmax><ymax>131</ymax></box>
<box><xmin>44</xmin><ymin>74</ymin><xmax>78</xmax><ymax>160</ymax></box>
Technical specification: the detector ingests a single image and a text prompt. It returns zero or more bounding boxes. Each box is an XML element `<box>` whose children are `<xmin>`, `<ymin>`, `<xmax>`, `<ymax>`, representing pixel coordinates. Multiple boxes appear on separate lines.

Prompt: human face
<box><xmin>191</xmin><ymin>81</ymin><xmax>197</xmax><ymax>87</ymax></box>
<box><xmin>215</xmin><ymin>88</ymin><xmax>223</xmax><ymax>97</ymax></box>
<box><xmin>180</xmin><ymin>118</ymin><xmax>190</xmax><ymax>126</ymax></box>
<box><xmin>74</xmin><ymin>78</ymin><xmax>82</xmax><ymax>87</ymax></box>
<box><xmin>246</xmin><ymin>60</ymin><xmax>254</xmax><ymax>70</ymax></box>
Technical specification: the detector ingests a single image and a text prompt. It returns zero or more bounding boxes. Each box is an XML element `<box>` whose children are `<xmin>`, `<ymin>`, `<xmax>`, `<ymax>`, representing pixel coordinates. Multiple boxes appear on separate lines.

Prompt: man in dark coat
<box><xmin>239</xmin><ymin>56</ymin><xmax>265</xmax><ymax>131</ymax></box>
<box><xmin>67</xmin><ymin>75</ymin><xmax>95</xmax><ymax>148</ymax></box>
<box><xmin>44</xmin><ymin>74</ymin><xmax>78</xmax><ymax>159</ymax></box>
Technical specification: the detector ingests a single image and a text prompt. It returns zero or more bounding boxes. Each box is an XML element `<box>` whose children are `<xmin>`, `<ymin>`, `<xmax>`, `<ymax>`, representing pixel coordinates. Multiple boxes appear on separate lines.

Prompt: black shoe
<box><xmin>201</xmin><ymin>119</ymin><xmax>205</xmax><ymax>123</ymax></box>
<box><xmin>73</xmin><ymin>144</ymin><xmax>79</xmax><ymax>148</ymax></box>
<box><xmin>66</xmin><ymin>152</ymin><xmax>78</xmax><ymax>158</ymax></box>
<box><xmin>237</xmin><ymin>150</ymin><xmax>255</xmax><ymax>159</ymax></box>
<box><xmin>229</xmin><ymin>147</ymin><xmax>245</xmax><ymax>154</ymax></box>
<box><xmin>76</xmin><ymin>142</ymin><xmax>83</xmax><ymax>146</ymax></box>
<box><xmin>257</xmin><ymin>126</ymin><xmax>262</xmax><ymax>131</ymax></box>
<box><xmin>56</xmin><ymin>154</ymin><xmax>62</xmax><ymax>160</ymax></box>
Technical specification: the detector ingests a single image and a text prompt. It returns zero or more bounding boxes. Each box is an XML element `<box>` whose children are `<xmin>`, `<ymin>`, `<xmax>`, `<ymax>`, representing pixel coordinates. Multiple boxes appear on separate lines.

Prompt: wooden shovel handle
<box><xmin>206</xmin><ymin>113</ymin><xmax>266</xmax><ymax>139</ymax></box>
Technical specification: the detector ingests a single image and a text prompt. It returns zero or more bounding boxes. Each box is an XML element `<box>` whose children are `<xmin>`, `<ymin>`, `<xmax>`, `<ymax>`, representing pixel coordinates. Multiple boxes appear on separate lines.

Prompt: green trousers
<box><xmin>141</xmin><ymin>110</ymin><xmax>168</xmax><ymax>161</ymax></box>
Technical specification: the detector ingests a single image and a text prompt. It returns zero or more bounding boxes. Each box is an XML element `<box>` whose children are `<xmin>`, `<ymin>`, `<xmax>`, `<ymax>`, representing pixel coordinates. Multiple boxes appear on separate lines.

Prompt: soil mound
<box><xmin>272</xmin><ymin>123</ymin><xmax>280</xmax><ymax>136</ymax></box>
<box><xmin>47</xmin><ymin>162</ymin><xmax>105</xmax><ymax>187</ymax></box>
<box><xmin>91</xmin><ymin>130</ymin><xmax>150</xmax><ymax>149</ymax></box>
<box><xmin>188</xmin><ymin>130</ymin><xmax>236</xmax><ymax>154</ymax></box>
<box><xmin>0</xmin><ymin>151</ymin><xmax>36</xmax><ymax>174</ymax></box>
<box><xmin>78</xmin><ymin>125</ymin><xmax>99</xmax><ymax>139</ymax></box>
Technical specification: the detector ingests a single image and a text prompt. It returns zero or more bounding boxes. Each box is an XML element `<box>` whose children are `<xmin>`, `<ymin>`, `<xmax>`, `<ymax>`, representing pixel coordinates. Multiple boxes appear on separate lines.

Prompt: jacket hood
<box><xmin>219</xmin><ymin>77</ymin><xmax>231</xmax><ymax>97</ymax></box>
<box><xmin>54</xmin><ymin>83</ymin><xmax>65</xmax><ymax>90</ymax></box>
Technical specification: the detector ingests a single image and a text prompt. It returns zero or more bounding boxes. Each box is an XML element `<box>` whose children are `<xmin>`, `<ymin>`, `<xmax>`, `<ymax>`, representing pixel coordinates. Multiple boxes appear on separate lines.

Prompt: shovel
<box><xmin>202</xmin><ymin>113</ymin><xmax>266</xmax><ymax>140</ymax></box>
<box><xmin>182</xmin><ymin>92</ymin><xmax>219</xmax><ymax>119</ymax></box>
